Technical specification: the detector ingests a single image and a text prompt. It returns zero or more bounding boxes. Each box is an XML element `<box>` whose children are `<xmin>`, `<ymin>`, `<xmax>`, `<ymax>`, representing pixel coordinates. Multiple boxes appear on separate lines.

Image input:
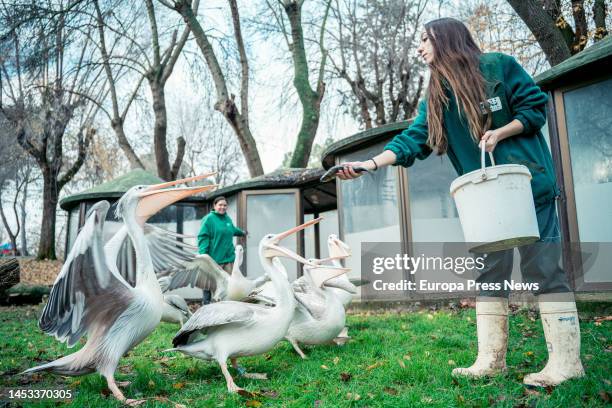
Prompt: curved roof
<box><xmin>59</xmin><ymin>169</ymin><xmax>190</xmax><ymax>210</ymax></box>
<box><xmin>203</xmin><ymin>167</ymin><xmax>326</xmax><ymax>200</ymax></box>
<box><xmin>535</xmin><ymin>36</ymin><xmax>612</xmax><ymax>89</ymax></box>
<box><xmin>321</xmin><ymin>120</ymin><xmax>411</xmax><ymax>169</ymax></box>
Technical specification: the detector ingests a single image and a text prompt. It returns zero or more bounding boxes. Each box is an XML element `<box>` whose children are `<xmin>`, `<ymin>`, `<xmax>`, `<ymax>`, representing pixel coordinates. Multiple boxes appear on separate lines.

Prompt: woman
<box><xmin>198</xmin><ymin>196</ymin><xmax>246</xmax><ymax>302</ymax></box>
<box><xmin>335</xmin><ymin>18</ymin><xmax>583</xmax><ymax>387</ymax></box>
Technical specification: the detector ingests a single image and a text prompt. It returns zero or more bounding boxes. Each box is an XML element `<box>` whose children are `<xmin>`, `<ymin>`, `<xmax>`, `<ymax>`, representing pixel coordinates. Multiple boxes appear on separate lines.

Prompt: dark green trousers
<box><xmin>476</xmin><ymin>199</ymin><xmax>572</xmax><ymax>297</ymax></box>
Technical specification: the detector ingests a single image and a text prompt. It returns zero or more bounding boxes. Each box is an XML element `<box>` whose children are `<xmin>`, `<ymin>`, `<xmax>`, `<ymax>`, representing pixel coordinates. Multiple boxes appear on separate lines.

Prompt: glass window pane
<box><xmin>66</xmin><ymin>207</ymin><xmax>80</xmax><ymax>252</ymax></box>
<box><xmin>245</xmin><ymin>193</ymin><xmax>299</xmax><ymax>281</ymax></box>
<box><xmin>182</xmin><ymin>205</ymin><xmax>211</xmax><ymax>247</ymax></box>
<box><xmin>563</xmin><ymin>78</ymin><xmax>612</xmax><ymax>282</ymax></box>
<box><xmin>339</xmin><ymin>141</ymin><xmax>401</xmax><ymax>283</ymax></box>
<box><xmin>304</xmin><ymin>213</ymin><xmax>315</xmax><ymax>260</ymax></box>
<box><xmin>408</xmin><ymin>155</ymin><xmax>464</xmax><ymax>241</ymax></box>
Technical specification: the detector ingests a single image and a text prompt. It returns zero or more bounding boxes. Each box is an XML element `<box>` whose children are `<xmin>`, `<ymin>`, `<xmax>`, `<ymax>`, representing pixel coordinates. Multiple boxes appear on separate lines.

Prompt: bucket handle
<box><xmin>479</xmin><ymin>141</ymin><xmax>496</xmax><ymax>180</ymax></box>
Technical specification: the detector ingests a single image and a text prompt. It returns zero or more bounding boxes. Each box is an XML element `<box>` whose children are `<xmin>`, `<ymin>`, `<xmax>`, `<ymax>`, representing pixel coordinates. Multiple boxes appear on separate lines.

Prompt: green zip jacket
<box><xmin>197</xmin><ymin>210</ymin><xmax>246</xmax><ymax>264</ymax></box>
<box><xmin>384</xmin><ymin>52</ymin><xmax>559</xmax><ymax>206</ymax></box>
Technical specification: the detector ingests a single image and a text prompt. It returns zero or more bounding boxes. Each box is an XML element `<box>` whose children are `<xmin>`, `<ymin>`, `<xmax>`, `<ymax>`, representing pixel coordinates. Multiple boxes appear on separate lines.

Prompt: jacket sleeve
<box><xmin>233</xmin><ymin>225</ymin><xmax>246</xmax><ymax>237</ymax></box>
<box><xmin>383</xmin><ymin>98</ymin><xmax>432</xmax><ymax>167</ymax></box>
<box><xmin>197</xmin><ymin>217</ymin><xmax>211</xmax><ymax>255</ymax></box>
<box><xmin>503</xmin><ymin>55</ymin><xmax>548</xmax><ymax>134</ymax></box>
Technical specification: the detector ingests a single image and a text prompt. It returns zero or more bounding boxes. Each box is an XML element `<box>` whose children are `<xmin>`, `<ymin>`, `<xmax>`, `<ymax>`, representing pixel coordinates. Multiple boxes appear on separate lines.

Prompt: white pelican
<box><xmin>314</xmin><ymin>235</ymin><xmax>356</xmax><ymax>306</ymax></box>
<box><xmin>161</xmin><ymin>294</ymin><xmax>192</xmax><ymax>325</ymax></box>
<box><xmin>23</xmin><ymin>176</ymin><xmax>217</xmax><ymax>405</ymax></box>
<box><xmin>164</xmin><ymin>244</ymin><xmax>269</xmax><ymax>302</ymax></box>
<box><xmin>285</xmin><ymin>262</ymin><xmax>350</xmax><ymax>358</ymax></box>
<box><xmin>167</xmin><ymin>218</ymin><xmax>343</xmax><ymax>394</ymax></box>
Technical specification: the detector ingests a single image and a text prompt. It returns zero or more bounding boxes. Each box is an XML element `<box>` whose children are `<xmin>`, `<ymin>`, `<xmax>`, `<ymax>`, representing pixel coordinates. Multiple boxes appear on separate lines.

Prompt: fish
<box><xmin>320</xmin><ymin>165</ymin><xmax>371</xmax><ymax>183</ymax></box>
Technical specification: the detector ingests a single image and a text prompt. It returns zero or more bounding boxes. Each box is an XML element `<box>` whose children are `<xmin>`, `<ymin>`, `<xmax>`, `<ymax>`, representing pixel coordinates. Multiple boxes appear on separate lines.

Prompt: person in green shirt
<box><xmin>198</xmin><ymin>196</ymin><xmax>246</xmax><ymax>303</ymax></box>
<box><xmin>333</xmin><ymin>18</ymin><xmax>583</xmax><ymax>387</ymax></box>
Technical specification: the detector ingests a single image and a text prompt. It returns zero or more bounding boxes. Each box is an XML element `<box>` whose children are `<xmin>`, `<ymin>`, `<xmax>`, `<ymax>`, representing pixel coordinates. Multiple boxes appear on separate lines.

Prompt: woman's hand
<box><xmin>480</xmin><ymin>129</ymin><xmax>503</xmax><ymax>152</ymax></box>
<box><xmin>336</xmin><ymin>160</ymin><xmax>376</xmax><ymax>180</ymax></box>
<box><xmin>481</xmin><ymin>120</ymin><xmax>525</xmax><ymax>152</ymax></box>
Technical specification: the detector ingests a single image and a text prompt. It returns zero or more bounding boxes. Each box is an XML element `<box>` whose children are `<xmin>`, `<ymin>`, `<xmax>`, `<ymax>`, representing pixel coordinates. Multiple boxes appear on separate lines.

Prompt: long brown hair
<box><xmin>424</xmin><ymin>18</ymin><xmax>492</xmax><ymax>154</ymax></box>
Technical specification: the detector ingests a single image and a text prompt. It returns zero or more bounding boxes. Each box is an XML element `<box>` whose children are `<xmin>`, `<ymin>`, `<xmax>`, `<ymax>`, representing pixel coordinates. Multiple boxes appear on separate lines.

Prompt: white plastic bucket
<box><xmin>450</xmin><ymin>144</ymin><xmax>540</xmax><ymax>253</ymax></box>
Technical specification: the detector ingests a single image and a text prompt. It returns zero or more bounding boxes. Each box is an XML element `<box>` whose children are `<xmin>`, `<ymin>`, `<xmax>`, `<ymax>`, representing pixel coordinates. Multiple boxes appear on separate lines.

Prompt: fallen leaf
<box><xmin>599</xmin><ymin>390</ymin><xmax>611</xmax><ymax>403</ymax></box>
<box><xmin>427</xmin><ymin>314</ymin><xmax>434</xmax><ymax>320</ymax></box>
<box><xmin>245</xmin><ymin>400</ymin><xmax>262</xmax><ymax>407</ymax></box>
<box><xmin>421</xmin><ymin>396</ymin><xmax>433</xmax><ymax>403</ymax></box>
<box><xmin>346</xmin><ymin>392</ymin><xmax>361</xmax><ymax>401</ymax></box>
<box><xmin>148</xmin><ymin>380</ymin><xmax>155</xmax><ymax>388</ymax></box>
<box><xmin>260</xmin><ymin>389</ymin><xmax>279</xmax><ymax>399</ymax></box>
<box><xmin>333</xmin><ymin>356</ymin><xmax>340</xmax><ymax>365</ymax></box>
<box><xmin>383</xmin><ymin>387</ymin><xmax>398</xmax><ymax>395</ymax></box>
<box><xmin>398</xmin><ymin>359</ymin><xmax>406</xmax><ymax>368</ymax></box>
<box><xmin>172</xmin><ymin>382</ymin><xmax>185</xmax><ymax>389</ymax></box>
<box><xmin>320</xmin><ymin>365</ymin><xmax>329</xmax><ymax>370</ymax></box>
<box><xmin>448</xmin><ymin>360</ymin><xmax>456</xmax><ymax>366</ymax></box>
<box><xmin>366</xmin><ymin>361</ymin><xmax>384</xmax><ymax>370</ymax></box>
<box><xmin>594</xmin><ymin>316</ymin><xmax>612</xmax><ymax>323</ymax></box>
<box><xmin>403</xmin><ymin>354</ymin><xmax>411</xmax><ymax>360</ymax></box>
<box><xmin>340</xmin><ymin>372</ymin><xmax>352</xmax><ymax>382</ymax></box>
<box><xmin>524</xmin><ymin>351</ymin><xmax>534</xmax><ymax>357</ymax></box>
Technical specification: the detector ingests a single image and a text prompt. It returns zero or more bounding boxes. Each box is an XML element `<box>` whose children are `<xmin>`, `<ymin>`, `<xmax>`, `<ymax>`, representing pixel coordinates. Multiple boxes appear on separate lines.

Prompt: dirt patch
<box><xmin>18</xmin><ymin>259</ymin><xmax>62</xmax><ymax>286</ymax></box>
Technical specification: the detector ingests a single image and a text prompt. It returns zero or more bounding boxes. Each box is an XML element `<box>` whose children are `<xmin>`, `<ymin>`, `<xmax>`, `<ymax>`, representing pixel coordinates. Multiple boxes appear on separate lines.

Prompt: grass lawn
<box><xmin>0</xmin><ymin>303</ymin><xmax>610</xmax><ymax>407</ymax></box>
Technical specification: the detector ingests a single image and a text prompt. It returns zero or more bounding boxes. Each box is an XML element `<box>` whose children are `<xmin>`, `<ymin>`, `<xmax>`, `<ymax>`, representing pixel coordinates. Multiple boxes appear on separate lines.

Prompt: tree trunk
<box><xmin>19</xmin><ymin>177</ymin><xmax>28</xmax><ymax>257</ymax></box>
<box><xmin>506</xmin><ymin>0</ymin><xmax>572</xmax><ymax>66</ymax></box>
<box><xmin>174</xmin><ymin>0</ymin><xmax>264</xmax><ymax>177</ymax></box>
<box><xmin>593</xmin><ymin>0</ymin><xmax>609</xmax><ymax>41</ymax></box>
<box><xmin>0</xmin><ymin>185</ymin><xmax>18</xmax><ymax>256</ymax></box>
<box><xmin>38</xmin><ymin>171</ymin><xmax>58</xmax><ymax>260</ymax></box>
<box><xmin>284</xmin><ymin>1</ymin><xmax>325</xmax><ymax>168</ymax></box>
<box><xmin>149</xmin><ymin>79</ymin><xmax>172</xmax><ymax>180</ymax></box>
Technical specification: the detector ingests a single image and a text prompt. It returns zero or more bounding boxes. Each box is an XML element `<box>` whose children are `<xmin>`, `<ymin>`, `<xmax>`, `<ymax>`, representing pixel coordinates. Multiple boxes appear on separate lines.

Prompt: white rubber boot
<box><xmin>452</xmin><ymin>297</ymin><xmax>508</xmax><ymax>377</ymax></box>
<box><xmin>523</xmin><ymin>294</ymin><xmax>585</xmax><ymax>387</ymax></box>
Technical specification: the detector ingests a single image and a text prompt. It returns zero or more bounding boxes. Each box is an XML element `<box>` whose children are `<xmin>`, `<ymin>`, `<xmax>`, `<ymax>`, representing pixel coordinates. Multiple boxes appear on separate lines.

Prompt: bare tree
<box><xmin>327</xmin><ymin>0</ymin><xmax>427</xmax><ymax>129</ymax></box>
<box><xmin>506</xmin><ymin>0</ymin><xmax>609</xmax><ymax>66</ymax></box>
<box><xmin>92</xmin><ymin>0</ymin><xmax>196</xmax><ymax>180</ymax></box>
<box><xmin>173</xmin><ymin>95</ymin><xmax>245</xmax><ymax>187</ymax></box>
<box><xmin>264</xmin><ymin>0</ymin><xmax>332</xmax><ymax>168</ymax></box>
<box><xmin>161</xmin><ymin>0</ymin><xmax>264</xmax><ymax>177</ymax></box>
<box><xmin>0</xmin><ymin>1</ymin><xmax>101</xmax><ymax>259</ymax></box>
<box><xmin>458</xmin><ymin>0</ymin><xmax>549</xmax><ymax>75</ymax></box>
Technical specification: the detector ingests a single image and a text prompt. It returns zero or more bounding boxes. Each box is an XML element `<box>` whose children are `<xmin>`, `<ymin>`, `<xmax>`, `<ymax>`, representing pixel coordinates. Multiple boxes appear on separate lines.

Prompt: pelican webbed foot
<box><xmin>106</xmin><ymin>376</ymin><xmax>145</xmax><ymax>406</ymax></box>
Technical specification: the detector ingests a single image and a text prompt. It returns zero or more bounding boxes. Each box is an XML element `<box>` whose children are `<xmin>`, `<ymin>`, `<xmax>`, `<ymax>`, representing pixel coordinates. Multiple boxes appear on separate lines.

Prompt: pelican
<box><xmin>314</xmin><ymin>235</ymin><xmax>356</xmax><ymax>306</ymax></box>
<box><xmin>22</xmin><ymin>176</ymin><xmax>217</xmax><ymax>405</ymax></box>
<box><xmin>161</xmin><ymin>294</ymin><xmax>192</xmax><ymax>325</ymax></box>
<box><xmin>285</xmin><ymin>261</ymin><xmax>350</xmax><ymax>359</ymax></box>
<box><xmin>167</xmin><ymin>218</ymin><xmax>346</xmax><ymax>394</ymax></box>
<box><xmin>163</xmin><ymin>244</ymin><xmax>269</xmax><ymax>302</ymax></box>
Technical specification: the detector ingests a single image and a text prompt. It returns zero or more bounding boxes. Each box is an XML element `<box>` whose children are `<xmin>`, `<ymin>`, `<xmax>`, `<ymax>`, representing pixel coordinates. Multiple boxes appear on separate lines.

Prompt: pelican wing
<box><xmin>165</xmin><ymin>255</ymin><xmax>229</xmax><ymax>294</ymax></box>
<box><xmin>39</xmin><ymin>201</ymin><xmax>133</xmax><ymax>347</ymax></box>
<box><xmin>108</xmin><ymin>224</ymin><xmax>198</xmax><ymax>287</ymax></box>
<box><xmin>164</xmin><ymin>294</ymin><xmax>191</xmax><ymax>317</ymax></box>
<box><xmin>143</xmin><ymin>224</ymin><xmax>198</xmax><ymax>275</ymax></box>
<box><xmin>292</xmin><ymin>277</ymin><xmax>326</xmax><ymax>320</ymax></box>
<box><xmin>172</xmin><ymin>301</ymin><xmax>255</xmax><ymax>346</ymax></box>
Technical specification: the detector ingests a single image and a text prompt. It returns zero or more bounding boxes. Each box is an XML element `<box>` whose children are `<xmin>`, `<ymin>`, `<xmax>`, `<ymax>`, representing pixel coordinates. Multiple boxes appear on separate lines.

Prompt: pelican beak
<box><xmin>328</xmin><ymin>236</ymin><xmax>351</xmax><ymax>259</ymax></box>
<box><xmin>307</xmin><ymin>264</ymin><xmax>351</xmax><ymax>288</ymax></box>
<box><xmin>135</xmin><ymin>184</ymin><xmax>218</xmax><ymax>225</ymax></box>
<box><xmin>144</xmin><ymin>172</ymin><xmax>217</xmax><ymax>192</ymax></box>
<box><xmin>324</xmin><ymin>274</ymin><xmax>357</xmax><ymax>294</ymax></box>
<box><xmin>263</xmin><ymin>217</ymin><xmax>323</xmax><ymax>264</ymax></box>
